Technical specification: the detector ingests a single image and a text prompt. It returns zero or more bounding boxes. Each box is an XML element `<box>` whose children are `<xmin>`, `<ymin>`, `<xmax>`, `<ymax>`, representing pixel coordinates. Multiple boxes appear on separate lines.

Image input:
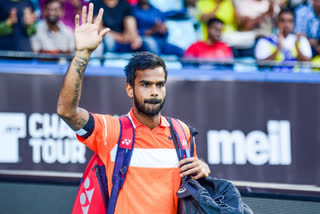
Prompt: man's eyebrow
<box><xmin>139</xmin><ymin>80</ymin><xmax>166</xmax><ymax>84</ymax></box>
<box><xmin>139</xmin><ymin>80</ymin><xmax>152</xmax><ymax>84</ymax></box>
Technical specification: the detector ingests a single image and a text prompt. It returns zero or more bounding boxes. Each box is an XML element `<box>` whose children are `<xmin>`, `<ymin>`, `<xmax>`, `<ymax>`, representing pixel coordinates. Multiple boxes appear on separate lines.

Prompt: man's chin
<box><xmin>144</xmin><ymin>108</ymin><xmax>161</xmax><ymax>117</ymax></box>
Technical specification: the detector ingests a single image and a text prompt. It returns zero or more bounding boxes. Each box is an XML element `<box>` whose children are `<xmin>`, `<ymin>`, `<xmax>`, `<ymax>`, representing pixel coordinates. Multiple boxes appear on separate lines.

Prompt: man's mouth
<box><xmin>144</xmin><ymin>99</ymin><xmax>162</xmax><ymax>104</ymax></box>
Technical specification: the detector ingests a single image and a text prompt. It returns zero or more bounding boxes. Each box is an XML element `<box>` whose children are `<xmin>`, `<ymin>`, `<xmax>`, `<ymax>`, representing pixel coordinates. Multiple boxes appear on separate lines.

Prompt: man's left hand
<box><xmin>179</xmin><ymin>157</ymin><xmax>211</xmax><ymax>180</ymax></box>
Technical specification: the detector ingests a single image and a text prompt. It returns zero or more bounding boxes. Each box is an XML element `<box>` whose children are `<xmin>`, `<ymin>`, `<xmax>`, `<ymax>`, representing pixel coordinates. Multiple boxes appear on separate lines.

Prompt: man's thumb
<box><xmin>99</xmin><ymin>28</ymin><xmax>110</xmax><ymax>38</ymax></box>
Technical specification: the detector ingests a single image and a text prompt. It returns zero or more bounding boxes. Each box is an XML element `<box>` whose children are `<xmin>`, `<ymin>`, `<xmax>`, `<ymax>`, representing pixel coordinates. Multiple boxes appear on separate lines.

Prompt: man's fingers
<box><xmin>191</xmin><ymin>173</ymin><xmax>204</xmax><ymax>180</ymax></box>
<box><xmin>87</xmin><ymin>3</ymin><xmax>93</xmax><ymax>23</ymax></box>
<box><xmin>81</xmin><ymin>5</ymin><xmax>87</xmax><ymax>25</ymax></box>
<box><xmin>99</xmin><ymin>27</ymin><xmax>110</xmax><ymax>38</ymax></box>
<box><xmin>75</xmin><ymin>14</ymin><xmax>80</xmax><ymax>29</ymax></box>
<box><xmin>179</xmin><ymin>157</ymin><xmax>196</xmax><ymax>166</ymax></box>
<box><xmin>180</xmin><ymin>167</ymin><xmax>200</xmax><ymax>177</ymax></box>
<box><xmin>94</xmin><ymin>8</ymin><xmax>104</xmax><ymax>25</ymax></box>
<box><xmin>180</xmin><ymin>162</ymin><xmax>198</xmax><ymax>172</ymax></box>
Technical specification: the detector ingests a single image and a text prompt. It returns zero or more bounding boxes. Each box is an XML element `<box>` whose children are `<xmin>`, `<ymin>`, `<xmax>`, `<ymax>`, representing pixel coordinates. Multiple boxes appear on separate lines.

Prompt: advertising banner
<box><xmin>0</xmin><ymin>72</ymin><xmax>319</xmax><ymax>187</ymax></box>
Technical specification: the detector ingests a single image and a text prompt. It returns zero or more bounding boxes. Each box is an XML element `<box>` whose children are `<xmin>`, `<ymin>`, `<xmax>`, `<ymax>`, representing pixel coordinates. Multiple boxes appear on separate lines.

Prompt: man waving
<box><xmin>57</xmin><ymin>3</ymin><xmax>210</xmax><ymax>213</ymax></box>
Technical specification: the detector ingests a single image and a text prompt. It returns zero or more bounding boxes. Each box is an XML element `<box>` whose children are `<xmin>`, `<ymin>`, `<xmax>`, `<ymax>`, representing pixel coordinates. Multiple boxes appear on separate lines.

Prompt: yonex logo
<box><xmin>79</xmin><ymin>177</ymin><xmax>95</xmax><ymax>214</ymax></box>
<box><xmin>177</xmin><ymin>187</ymin><xmax>187</xmax><ymax>194</ymax></box>
<box><xmin>121</xmin><ymin>139</ymin><xmax>131</xmax><ymax>146</ymax></box>
<box><xmin>182</xmin><ymin>139</ymin><xmax>187</xmax><ymax>146</ymax></box>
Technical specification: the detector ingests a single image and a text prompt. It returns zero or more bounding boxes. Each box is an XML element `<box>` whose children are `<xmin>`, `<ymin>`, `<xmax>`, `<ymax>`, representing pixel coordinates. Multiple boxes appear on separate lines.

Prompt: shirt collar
<box><xmin>127</xmin><ymin>108</ymin><xmax>170</xmax><ymax>129</ymax></box>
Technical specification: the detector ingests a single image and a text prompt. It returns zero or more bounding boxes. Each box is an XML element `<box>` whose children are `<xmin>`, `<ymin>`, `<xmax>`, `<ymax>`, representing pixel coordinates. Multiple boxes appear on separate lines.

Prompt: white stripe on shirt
<box><xmin>110</xmin><ymin>145</ymin><xmax>179</xmax><ymax>168</ymax></box>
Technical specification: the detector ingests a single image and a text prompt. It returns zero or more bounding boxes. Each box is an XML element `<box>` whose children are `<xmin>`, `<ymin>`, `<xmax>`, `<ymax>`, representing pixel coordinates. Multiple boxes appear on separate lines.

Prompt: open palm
<box><xmin>74</xmin><ymin>3</ymin><xmax>110</xmax><ymax>52</ymax></box>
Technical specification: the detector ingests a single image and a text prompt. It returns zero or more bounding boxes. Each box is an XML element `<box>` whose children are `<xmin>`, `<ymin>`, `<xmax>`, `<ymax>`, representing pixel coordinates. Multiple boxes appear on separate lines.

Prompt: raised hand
<box><xmin>74</xmin><ymin>3</ymin><xmax>110</xmax><ymax>54</ymax></box>
<box><xmin>6</xmin><ymin>8</ymin><xmax>17</xmax><ymax>27</ymax></box>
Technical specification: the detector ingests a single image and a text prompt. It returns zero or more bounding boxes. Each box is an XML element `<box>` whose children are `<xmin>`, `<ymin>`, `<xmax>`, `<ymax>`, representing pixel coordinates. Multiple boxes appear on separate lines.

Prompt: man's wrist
<box><xmin>75</xmin><ymin>50</ymin><xmax>92</xmax><ymax>60</ymax></box>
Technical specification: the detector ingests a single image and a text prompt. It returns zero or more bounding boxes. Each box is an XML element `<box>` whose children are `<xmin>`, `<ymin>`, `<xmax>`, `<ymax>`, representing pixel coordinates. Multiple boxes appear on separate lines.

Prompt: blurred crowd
<box><xmin>1</xmin><ymin>0</ymin><xmax>320</xmax><ymax>64</ymax></box>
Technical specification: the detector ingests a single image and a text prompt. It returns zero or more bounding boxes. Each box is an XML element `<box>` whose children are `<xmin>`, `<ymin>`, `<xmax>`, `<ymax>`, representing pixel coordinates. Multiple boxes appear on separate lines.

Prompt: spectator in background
<box><xmin>185</xmin><ymin>18</ymin><xmax>233</xmax><ymax>59</ymax></box>
<box><xmin>255</xmin><ymin>8</ymin><xmax>312</xmax><ymax>62</ymax></box>
<box><xmin>197</xmin><ymin>0</ymin><xmax>238</xmax><ymax>40</ymax></box>
<box><xmin>31</xmin><ymin>0</ymin><xmax>74</xmax><ymax>54</ymax></box>
<box><xmin>235</xmin><ymin>0</ymin><xmax>277</xmax><ymax>39</ymax></box>
<box><xmin>233</xmin><ymin>0</ymin><xmax>279</xmax><ymax>57</ymax></box>
<box><xmin>287</xmin><ymin>0</ymin><xmax>309</xmax><ymax>11</ymax></box>
<box><xmin>134</xmin><ymin>0</ymin><xmax>184</xmax><ymax>57</ymax></box>
<box><xmin>197</xmin><ymin>0</ymin><xmax>256</xmax><ymax>57</ymax></box>
<box><xmin>185</xmin><ymin>0</ymin><xmax>198</xmax><ymax>20</ymax></box>
<box><xmin>294</xmin><ymin>0</ymin><xmax>320</xmax><ymax>57</ymax></box>
<box><xmin>92</xmin><ymin>0</ymin><xmax>146</xmax><ymax>53</ymax></box>
<box><xmin>40</xmin><ymin>0</ymin><xmax>89</xmax><ymax>30</ymax></box>
<box><xmin>0</xmin><ymin>0</ymin><xmax>36</xmax><ymax>51</ymax></box>
<box><xmin>148</xmin><ymin>0</ymin><xmax>183</xmax><ymax>13</ymax></box>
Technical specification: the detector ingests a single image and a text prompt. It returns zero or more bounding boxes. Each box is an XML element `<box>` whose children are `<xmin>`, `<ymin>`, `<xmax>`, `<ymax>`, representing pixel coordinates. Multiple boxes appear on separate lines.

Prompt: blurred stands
<box><xmin>1</xmin><ymin>0</ymin><xmax>320</xmax><ymax>70</ymax></box>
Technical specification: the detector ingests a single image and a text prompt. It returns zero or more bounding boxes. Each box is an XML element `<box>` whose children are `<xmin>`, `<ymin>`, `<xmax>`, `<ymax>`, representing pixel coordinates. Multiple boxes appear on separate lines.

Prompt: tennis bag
<box><xmin>72</xmin><ymin>116</ymin><xmax>135</xmax><ymax>214</ymax></box>
<box><xmin>167</xmin><ymin>117</ymin><xmax>254</xmax><ymax>214</ymax></box>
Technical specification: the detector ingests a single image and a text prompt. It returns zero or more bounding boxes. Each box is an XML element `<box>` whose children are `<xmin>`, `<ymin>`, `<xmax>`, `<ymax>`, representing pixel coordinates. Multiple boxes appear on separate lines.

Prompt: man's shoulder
<box><xmin>215</xmin><ymin>41</ymin><xmax>231</xmax><ymax>48</ymax></box>
<box><xmin>295</xmin><ymin>4</ymin><xmax>313</xmax><ymax>15</ymax></box>
<box><xmin>189</xmin><ymin>41</ymin><xmax>206</xmax><ymax>48</ymax></box>
<box><xmin>166</xmin><ymin>117</ymin><xmax>191</xmax><ymax>136</ymax></box>
<box><xmin>36</xmin><ymin>20</ymin><xmax>47</xmax><ymax>32</ymax></box>
<box><xmin>257</xmin><ymin>34</ymin><xmax>277</xmax><ymax>44</ymax></box>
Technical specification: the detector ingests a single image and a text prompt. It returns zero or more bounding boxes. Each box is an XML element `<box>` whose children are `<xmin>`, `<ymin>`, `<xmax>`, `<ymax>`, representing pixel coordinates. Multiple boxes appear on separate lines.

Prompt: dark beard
<box><xmin>133</xmin><ymin>93</ymin><xmax>165</xmax><ymax>117</ymax></box>
<box><xmin>46</xmin><ymin>16</ymin><xmax>59</xmax><ymax>25</ymax></box>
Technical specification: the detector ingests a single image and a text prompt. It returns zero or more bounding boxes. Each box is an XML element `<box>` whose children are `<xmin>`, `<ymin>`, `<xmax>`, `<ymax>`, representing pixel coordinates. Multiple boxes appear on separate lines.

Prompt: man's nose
<box><xmin>150</xmin><ymin>84</ymin><xmax>158</xmax><ymax>97</ymax></box>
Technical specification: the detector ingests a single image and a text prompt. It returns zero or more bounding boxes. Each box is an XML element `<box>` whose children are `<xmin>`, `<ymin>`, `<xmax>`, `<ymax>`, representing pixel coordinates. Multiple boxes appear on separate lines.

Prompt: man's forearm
<box><xmin>57</xmin><ymin>51</ymin><xmax>90</xmax><ymax>130</ymax></box>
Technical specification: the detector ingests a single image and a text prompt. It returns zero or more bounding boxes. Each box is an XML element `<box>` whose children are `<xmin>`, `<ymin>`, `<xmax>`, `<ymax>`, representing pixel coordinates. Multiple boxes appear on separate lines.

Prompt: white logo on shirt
<box><xmin>122</xmin><ymin>139</ymin><xmax>131</xmax><ymax>146</ymax></box>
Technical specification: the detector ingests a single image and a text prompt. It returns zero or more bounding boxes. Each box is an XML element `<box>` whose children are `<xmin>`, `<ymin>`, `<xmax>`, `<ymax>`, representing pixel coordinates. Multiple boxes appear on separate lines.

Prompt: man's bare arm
<box><xmin>57</xmin><ymin>3</ymin><xmax>109</xmax><ymax>130</ymax></box>
<box><xmin>57</xmin><ymin>52</ymin><xmax>90</xmax><ymax>130</ymax></box>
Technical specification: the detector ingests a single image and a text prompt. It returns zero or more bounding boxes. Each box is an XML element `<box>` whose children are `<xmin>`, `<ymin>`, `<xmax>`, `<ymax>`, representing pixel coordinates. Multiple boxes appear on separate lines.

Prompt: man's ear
<box><xmin>126</xmin><ymin>83</ymin><xmax>134</xmax><ymax>98</ymax></box>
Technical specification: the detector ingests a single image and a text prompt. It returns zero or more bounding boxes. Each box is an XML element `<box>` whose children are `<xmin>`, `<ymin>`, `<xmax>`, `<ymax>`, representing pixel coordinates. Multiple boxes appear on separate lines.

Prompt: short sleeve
<box><xmin>255</xmin><ymin>38</ymin><xmax>272</xmax><ymax>60</ymax></box>
<box><xmin>76</xmin><ymin>114</ymin><xmax>120</xmax><ymax>162</ymax></box>
<box><xmin>299</xmin><ymin>36</ymin><xmax>312</xmax><ymax>58</ymax></box>
<box><xmin>76</xmin><ymin>113</ymin><xmax>107</xmax><ymax>153</ymax></box>
<box><xmin>184</xmin><ymin>43</ymin><xmax>198</xmax><ymax>57</ymax></box>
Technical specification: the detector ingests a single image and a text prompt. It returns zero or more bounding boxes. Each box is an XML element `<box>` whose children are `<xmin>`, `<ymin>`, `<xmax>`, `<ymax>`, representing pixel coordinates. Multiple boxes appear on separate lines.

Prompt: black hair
<box><xmin>124</xmin><ymin>52</ymin><xmax>167</xmax><ymax>86</ymax></box>
<box><xmin>45</xmin><ymin>0</ymin><xmax>63</xmax><ymax>8</ymax></box>
<box><xmin>207</xmin><ymin>17</ymin><xmax>224</xmax><ymax>27</ymax></box>
<box><xmin>278</xmin><ymin>7</ymin><xmax>294</xmax><ymax>19</ymax></box>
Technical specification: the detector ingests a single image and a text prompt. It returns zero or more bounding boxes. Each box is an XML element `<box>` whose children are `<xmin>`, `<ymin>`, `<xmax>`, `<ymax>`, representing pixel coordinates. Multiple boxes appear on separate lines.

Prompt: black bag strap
<box><xmin>188</xmin><ymin>125</ymin><xmax>198</xmax><ymax>157</ymax></box>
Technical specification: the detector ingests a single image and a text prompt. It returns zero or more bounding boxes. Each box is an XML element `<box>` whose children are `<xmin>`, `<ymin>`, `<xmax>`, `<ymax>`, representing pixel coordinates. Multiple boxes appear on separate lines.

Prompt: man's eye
<box><xmin>157</xmin><ymin>83</ymin><xmax>164</xmax><ymax>87</ymax></box>
<box><xmin>142</xmin><ymin>83</ymin><xmax>149</xmax><ymax>87</ymax></box>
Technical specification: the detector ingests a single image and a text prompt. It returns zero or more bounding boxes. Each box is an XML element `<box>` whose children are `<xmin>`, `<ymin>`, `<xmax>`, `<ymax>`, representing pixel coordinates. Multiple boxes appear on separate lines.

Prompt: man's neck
<box><xmin>282</xmin><ymin>32</ymin><xmax>290</xmax><ymax>38</ymax></box>
<box><xmin>104</xmin><ymin>0</ymin><xmax>118</xmax><ymax>8</ymax></box>
<box><xmin>47</xmin><ymin>22</ymin><xmax>59</xmax><ymax>32</ymax></box>
<box><xmin>205</xmin><ymin>38</ymin><xmax>217</xmax><ymax>45</ymax></box>
<box><xmin>132</xmin><ymin>107</ymin><xmax>161</xmax><ymax>130</ymax></box>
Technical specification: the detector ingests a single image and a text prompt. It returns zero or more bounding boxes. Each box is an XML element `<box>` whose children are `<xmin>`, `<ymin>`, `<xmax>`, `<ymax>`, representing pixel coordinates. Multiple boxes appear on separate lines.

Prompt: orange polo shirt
<box><xmin>77</xmin><ymin>108</ymin><xmax>195</xmax><ymax>214</ymax></box>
